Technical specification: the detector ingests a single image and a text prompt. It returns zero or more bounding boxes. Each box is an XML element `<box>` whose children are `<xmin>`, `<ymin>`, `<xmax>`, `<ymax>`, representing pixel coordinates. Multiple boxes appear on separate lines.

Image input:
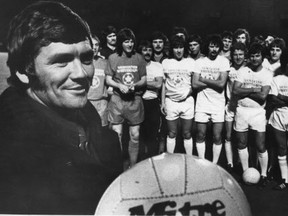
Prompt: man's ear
<box><xmin>25</xmin><ymin>62</ymin><xmax>35</xmax><ymax>76</ymax></box>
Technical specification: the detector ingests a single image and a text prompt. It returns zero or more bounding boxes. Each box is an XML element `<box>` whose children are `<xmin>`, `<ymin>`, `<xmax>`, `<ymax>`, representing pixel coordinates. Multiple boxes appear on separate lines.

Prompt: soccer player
<box><xmin>233</xmin><ymin>28</ymin><xmax>250</xmax><ymax>48</ymax></box>
<box><xmin>267</xmin><ymin>49</ymin><xmax>288</xmax><ymax>190</ymax></box>
<box><xmin>220</xmin><ymin>31</ymin><xmax>233</xmax><ymax>61</ymax></box>
<box><xmin>138</xmin><ymin>40</ymin><xmax>164</xmax><ymax>158</ymax></box>
<box><xmin>106</xmin><ymin>28</ymin><xmax>147</xmax><ymax>167</ymax></box>
<box><xmin>224</xmin><ymin>42</ymin><xmax>247</xmax><ymax>170</ymax></box>
<box><xmin>193</xmin><ymin>34</ymin><xmax>229</xmax><ymax>163</ymax></box>
<box><xmin>187</xmin><ymin>34</ymin><xmax>205</xmax><ymax>60</ymax></box>
<box><xmin>161</xmin><ymin>36</ymin><xmax>195</xmax><ymax>155</ymax></box>
<box><xmin>100</xmin><ymin>25</ymin><xmax>117</xmax><ymax>59</ymax></box>
<box><xmin>233</xmin><ymin>42</ymin><xmax>273</xmax><ymax>187</ymax></box>
<box><xmin>0</xmin><ymin>1</ymin><xmax>122</xmax><ymax>213</ymax></box>
<box><xmin>88</xmin><ymin>35</ymin><xmax>109</xmax><ymax>127</ymax></box>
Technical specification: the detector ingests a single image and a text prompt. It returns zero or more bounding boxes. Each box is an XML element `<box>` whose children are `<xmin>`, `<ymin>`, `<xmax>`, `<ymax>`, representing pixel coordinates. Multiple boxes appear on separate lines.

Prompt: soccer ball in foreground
<box><xmin>95</xmin><ymin>153</ymin><xmax>251</xmax><ymax>216</ymax></box>
<box><xmin>242</xmin><ymin>167</ymin><xmax>261</xmax><ymax>185</ymax></box>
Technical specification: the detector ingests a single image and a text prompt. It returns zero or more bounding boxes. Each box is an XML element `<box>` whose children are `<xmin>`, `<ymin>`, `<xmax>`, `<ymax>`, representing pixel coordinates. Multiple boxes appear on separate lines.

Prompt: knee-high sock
<box><xmin>225</xmin><ymin>140</ymin><xmax>233</xmax><ymax>166</ymax></box>
<box><xmin>128</xmin><ymin>140</ymin><xmax>139</xmax><ymax>167</ymax></box>
<box><xmin>212</xmin><ymin>143</ymin><xmax>222</xmax><ymax>164</ymax></box>
<box><xmin>184</xmin><ymin>138</ymin><xmax>193</xmax><ymax>155</ymax></box>
<box><xmin>278</xmin><ymin>155</ymin><xmax>288</xmax><ymax>183</ymax></box>
<box><xmin>196</xmin><ymin>141</ymin><xmax>206</xmax><ymax>159</ymax></box>
<box><xmin>238</xmin><ymin>147</ymin><xmax>249</xmax><ymax>172</ymax></box>
<box><xmin>166</xmin><ymin>137</ymin><xmax>176</xmax><ymax>153</ymax></box>
<box><xmin>258</xmin><ymin>151</ymin><xmax>268</xmax><ymax>177</ymax></box>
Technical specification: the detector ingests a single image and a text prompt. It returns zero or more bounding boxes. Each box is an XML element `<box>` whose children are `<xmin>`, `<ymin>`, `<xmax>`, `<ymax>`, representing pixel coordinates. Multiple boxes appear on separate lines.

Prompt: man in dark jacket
<box><xmin>0</xmin><ymin>1</ymin><xmax>122</xmax><ymax>214</ymax></box>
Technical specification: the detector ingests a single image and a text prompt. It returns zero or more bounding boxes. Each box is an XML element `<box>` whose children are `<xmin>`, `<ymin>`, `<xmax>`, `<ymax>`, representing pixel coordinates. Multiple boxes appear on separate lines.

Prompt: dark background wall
<box><xmin>0</xmin><ymin>0</ymin><xmax>288</xmax><ymax>49</ymax></box>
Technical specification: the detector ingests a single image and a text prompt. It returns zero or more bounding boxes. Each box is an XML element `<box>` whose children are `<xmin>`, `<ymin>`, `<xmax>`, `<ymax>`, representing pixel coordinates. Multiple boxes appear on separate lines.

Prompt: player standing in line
<box><xmin>233</xmin><ymin>42</ymin><xmax>273</xmax><ymax>187</ymax></box>
<box><xmin>224</xmin><ymin>42</ymin><xmax>247</xmax><ymax>171</ymax></box>
<box><xmin>220</xmin><ymin>31</ymin><xmax>233</xmax><ymax>61</ymax></box>
<box><xmin>106</xmin><ymin>28</ymin><xmax>147</xmax><ymax>168</ymax></box>
<box><xmin>233</xmin><ymin>28</ymin><xmax>251</xmax><ymax>48</ymax></box>
<box><xmin>267</xmin><ymin>49</ymin><xmax>288</xmax><ymax>190</ymax></box>
<box><xmin>138</xmin><ymin>40</ymin><xmax>164</xmax><ymax>158</ymax></box>
<box><xmin>192</xmin><ymin>34</ymin><xmax>230</xmax><ymax>163</ymax></box>
<box><xmin>187</xmin><ymin>34</ymin><xmax>205</xmax><ymax>60</ymax></box>
<box><xmin>100</xmin><ymin>25</ymin><xmax>117</xmax><ymax>59</ymax></box>
<box><xmin>262</xmin><ymin>38</ymin><xmax>286</xmax><ymax>75</ymax></box>
<box><xmin>87</xmin><ymin>35</ymin><xmax>109</xmax><ymax>127</ymax></box>
<box><xmin>161</xmin><ymin>36</ymin><xmax>195</xmax><ymax>155</ymax></box>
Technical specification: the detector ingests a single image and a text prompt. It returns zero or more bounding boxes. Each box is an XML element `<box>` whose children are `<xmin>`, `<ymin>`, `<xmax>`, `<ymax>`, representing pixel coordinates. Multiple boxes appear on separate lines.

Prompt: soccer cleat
<box><xmin>273</xmin><ymin>179</ymin><xmax>287</xmax><ymax>191</ymax></box>
<box><xmin>257</xmin><ymin>176</ymin><xmax>268</xmax><ymax>189</ymax></box>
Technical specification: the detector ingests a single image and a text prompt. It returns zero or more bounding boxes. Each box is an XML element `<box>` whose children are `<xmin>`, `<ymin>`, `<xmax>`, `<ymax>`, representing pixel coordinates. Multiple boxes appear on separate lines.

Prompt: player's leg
<box><xmin>236</xmin><ymin>131</ymin><xmax>249</xmax><ymax>172</ymax></box>
<box><xmin>111</xmin><ymin>124</ymin><xmax>124</xmax><ymax>150</ymax></box>
<box><xmin>196</xmin><ymin>122</ymin><xmax>207</xmax><ymax>159</ymax></box>
<box><xmin>181</xmin><ymin>118</ymin><xmax>193</xmax><ymax>155</ymax></box>
<box><xmin>212</xmin><ymin>122</ymin><xmax>224</xmax><ymax>164</ymax></box>
<box><xmin>225</xmin><ymin>119</ymin><xmax>234</xmax><ymax>168</ymax></box>
<box><xmin>129</xmin><ymin>124</ymin><xmax>141</xmax><ymax>167</ymax></box>
<box><xmin>166</xmin><ymin>119</ymin><xmax>179</xmax><ymax>153</ymax></box>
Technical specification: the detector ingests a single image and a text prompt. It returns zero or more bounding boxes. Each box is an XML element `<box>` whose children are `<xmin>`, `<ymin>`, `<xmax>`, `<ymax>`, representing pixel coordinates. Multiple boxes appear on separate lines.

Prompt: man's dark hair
<box><xmin>269</xmin><ymin>38</ymin><xmax>286</xmax><ymax>51</ymax></box>
<box><xmin>151</xmin><ymin>31</ymin><xmax>166</xmax><ymax>42</ymax></box>
<box><xmin>116</xmin><ymin>28</ymin><xmax>136</xmax><ymax>56</ymax></box>
<box><xmin>101</xmin><ymin>25</ymin><xmax>116</xmax><ymax>44</ymax></box>
<box><xmin>172</xmin><ymin>26</ymin><xmax>188</xmax><ymax>41</ymax></box>
<box><xmin>7</xmin><ymin>1</ymin><xmax>92</xmax><ymax>88</ymax></box>
<box><xmin>221</xmin><ymin>31</ymin><xmax>233</xmax><ymax>40</ymax></box>
<box><xmin>137</xmin><ymin>40</ymin><xmax>153</xmax><ymax>54</ymax></box>
<box><xmin>203</xmin><ymin>34</ymin><xmax>223</xmax><ymax>56</ymax></box>
<box><xmin>169</xmin><ymin>35</ymin><xmax>188</xmax><ymax>58</ymax></box>
<box><xmin>187</xmin><ymin>34</ymin><xmax>202</xmax><ymax>45</ymax></box>
<box><xmin>248</xmin><ymin>42</ymin><xmax>265</xmax><ymax>57</ymax></box>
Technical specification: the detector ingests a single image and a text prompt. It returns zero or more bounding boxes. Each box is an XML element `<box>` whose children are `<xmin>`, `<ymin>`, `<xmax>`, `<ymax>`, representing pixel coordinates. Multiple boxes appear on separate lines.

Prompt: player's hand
<box><xmin>128</xmin><ymin>84</ymin><xmax>135</xmax><ymax>92</ymax></box>
<box><xmin>118</xmin><ymin>84</ymin><xmax>130</xmax><ymax>94</ymax></box>
<box><xmin>160</xmin><ymin>104</ymin><xmax>166</xmax><ymax>115</ymax></box>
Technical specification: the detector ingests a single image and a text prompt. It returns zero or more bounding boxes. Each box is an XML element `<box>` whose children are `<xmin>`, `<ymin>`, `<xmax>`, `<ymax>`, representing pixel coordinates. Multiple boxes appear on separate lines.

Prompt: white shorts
<box><xmin>195</xmin><ymin>111</ymin><xmax>225</xmax><ymax>123</ymax></box>
<box><xmin>225</xmin><ymin>103</ymin><xmax>235</xmax><ymax>122</ymax></box>
<box><xmin>165</xmin><ymin>96</ymin><xmax>194</xmax><ymax>121</ymax></box>
<box><xmin>269</xmin><ymin>110</ymin><xmax>288</xmax><ymax>132</ymax></box>
<box><xmin>234</xmin><ymin>106</ymin><xmax>266</xmax><ymax>132</ymax></box>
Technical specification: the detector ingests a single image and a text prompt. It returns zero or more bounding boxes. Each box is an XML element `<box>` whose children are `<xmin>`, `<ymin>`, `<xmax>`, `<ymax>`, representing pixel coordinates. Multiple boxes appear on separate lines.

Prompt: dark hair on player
<box><xmin>116</xmin><ymin>28</ymin><xmax>136</xmax><ymax>56</ymax></box>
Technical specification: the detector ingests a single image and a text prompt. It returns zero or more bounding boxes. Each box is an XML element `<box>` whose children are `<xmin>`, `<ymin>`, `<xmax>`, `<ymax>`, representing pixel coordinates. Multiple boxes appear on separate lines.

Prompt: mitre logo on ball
<box><xmin>123</xmin><ymin>72</ymin><xmax>135</xmax><ymax>85</ymax></box>
<box><xmin>95</xmin><ymin>153</ymin><xmax>252</xmax><ymax>216</ymax></box>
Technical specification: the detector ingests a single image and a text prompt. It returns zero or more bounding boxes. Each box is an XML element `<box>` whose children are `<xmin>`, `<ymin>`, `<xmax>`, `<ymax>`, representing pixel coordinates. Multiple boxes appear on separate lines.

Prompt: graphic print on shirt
<box><xmin>117</xmin><ymin>65</ymin><xmax>138</xmax><ymax>86</ymax></box>
<box><xmin>91</xmin><ymin>69</ymin><xmax>105</xmax><ymax>89</ymax></box>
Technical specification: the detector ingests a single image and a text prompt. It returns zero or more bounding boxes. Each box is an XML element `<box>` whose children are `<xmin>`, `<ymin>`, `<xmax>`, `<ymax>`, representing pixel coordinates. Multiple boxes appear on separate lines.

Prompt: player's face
<box><xmin>249</xmin><ymin>52</ymin><xmax>263</xmax><ymax>69</ymax></box>
<box><xmin>189</xmin><ymin>41</ymin><xmax>200</xmax><ymax>55</ymax></box>
<box><xmin>222</xmin><ymin>37</ymin><xmax>232</xmax><ymax>51</ymax></box>
<box><xmin>152</xmin><ymin>39</ymin><xmax>164</xmax><ymax>53</ymax></box>
<box><xmin>232</xmin><ymin>49</ymin><xmax>245</xmax><ymax>66</ymax></box>
<box><xmin>208</xmin><ymin>43</ymin><xmax>220</xmax><ymax>59</ymax></box>
<box><xmin>173</xmin><ymin>46</ymin><xmax>184</xmax><ymax>60</ymax></box>
<box><xmin>32</xmin><ymin>40</ymin><xmax>94</xmax><ymax>109</ymax></box>
<box><xmin>92</xmin><ymin>38</ymin><xmax>100</xmax><ymax>56</ymax></box>
<box><xmin>265</xmin><ymin>36</ymin><xmax>274</xmax><ymax>47</ymax></box>
<box><xmin>236</xmin><ymin>33</ymin><xmax>246</xmax><ymax>44</ymax></box>
<box><xmin>270</xmin><ymin>46</ymin><xmax>282</xmax><ymax>62</ymax></box>
<box><xmin>141</xmin><ymin>46</ymin><xmax>153</xmax><ymax>62</ymax></box>
<box><xmin>122</xmin><ymin>39</ymin><xmax>134</xmax><ymax>55</ymax></box>
<box><xmin>107</xmin><ymin>33</ymin><xmax>117</xmax><ymax>46</ymax></box>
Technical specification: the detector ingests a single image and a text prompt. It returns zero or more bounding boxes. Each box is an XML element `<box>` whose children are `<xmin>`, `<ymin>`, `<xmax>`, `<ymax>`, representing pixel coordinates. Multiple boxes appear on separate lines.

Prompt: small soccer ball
<box><xmin>242</xmin><ymin>167</ymin><xmax>261</xmax><ymax>185</ymax></box>
<box><xmin>95</xmin><ymin>153</ymin><xmax>252</xmax><ymax>216</ymax></box>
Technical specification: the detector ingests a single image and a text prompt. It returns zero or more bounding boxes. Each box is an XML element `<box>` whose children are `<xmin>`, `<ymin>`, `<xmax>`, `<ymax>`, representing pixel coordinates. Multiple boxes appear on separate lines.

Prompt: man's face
<box><xmin>173</xmin><ymin>46</ymin><xmax>184</xmax><ymax>60</ymax></box>
<box><xmin>106</xmin><ymin>33</ymin><xmax>117</xmax><ymax>46</ymax></box>
<box><xmin>32</xmin><ymin>40</ymin><xmax>94</xmax><ymax>109</ymax></box>
<box><xmin>208</xmin><ymin>42</ymin><xmax>220</xmax><ymax>59</ymax></box>
<box><xmin>189</xmin><ymin>41</ymin><xmax>200</xmax><ymax>55</ymax></box>
<box><xmin>92</xmin><ymin>38</ymin><xmax>100</xmax><ymax>56</ymax></box>
<box><xmin>222</xmin><ymin>37</ymin><xmax>232</xmax><ymax>51</ymax></box>
<box><xmin>141</xmin><ymin>46</ymin><xmax>153</xmax><ymax>62</ymax></box>
<box><xmin>232</xmin><ymin>49</ymin><xmax>245</xmax><ymax>67</ymax></box>
<box><xmin>249</xmin><ymin>52</ymin><xmax>263</xmax><ymax>69</ymax></box>
<box><xmin>122</xmin><ymin>39</ymin><xmax>134</xmax><ymax>55</ymax></box>
<box><xmin>265</xmin><ymin>36</ymin><xmax>274</xmax><ymax>47</ymax></box>
<box><xmin>270</xmin><ymin>46</ymin><xmax>282</xmax><ymax>62</ymax></box>
<box><xmin>152</xmin><ymin>39</ymin><xmax>164</xmax><ymax>53</ymax></box>
<box><xmin>236</xmin><ymin>33</ymin><xmax>246</xmax><ymax>44</ymax></box>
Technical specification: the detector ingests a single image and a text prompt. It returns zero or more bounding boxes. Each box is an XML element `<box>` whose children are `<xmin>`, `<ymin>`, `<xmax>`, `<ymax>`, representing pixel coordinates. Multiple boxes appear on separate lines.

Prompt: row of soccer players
<box><xmin>88</xmin><ymin>26</ymin><xmax>288</xmax><ymax>190</ymax></box>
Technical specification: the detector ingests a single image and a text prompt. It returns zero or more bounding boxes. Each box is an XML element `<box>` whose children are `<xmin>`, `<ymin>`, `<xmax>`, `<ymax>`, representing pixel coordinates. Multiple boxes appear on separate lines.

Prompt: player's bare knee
<box><xmin>182</xmin><ymin>132</ymin><xmax>191</xmax><ymax>140</ymax></box>
<box><xmin>213</xmin><ymin>134</ymin><xmax>222</xmax><ymax>144</ymax></box>
<box><xmin>168</xmin><ymin>131</ymin><xmax>176</xmax><ymax>138</ymax></box>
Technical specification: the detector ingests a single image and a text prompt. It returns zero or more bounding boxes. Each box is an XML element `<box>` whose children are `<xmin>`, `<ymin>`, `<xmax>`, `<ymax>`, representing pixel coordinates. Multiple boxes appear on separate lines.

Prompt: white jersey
<box><xmin>262</xmin><ymin>58</ymin><xmax>280</xmax><ymax>75</ymax></box>
<box><xmin>194</xmin><ymin>55</ymin><xmax>230</xmax><ymax>114</ymax></box>
<box><xmin>269</xmin><ymin>74</ymin><xmax>288</xmax><ymax>112</ymax></box>
<box><xmin>142</xmin><ymin>61</ymin><xmax>164</xmax><ymax>100</ymax></box>
<box><xmin>226</xmin><ymin>66</ymin><xmax>240</xmax><ymax>100</ymax></box>
<box><xmin>236</xmin><ymin>66</ymin><xmax>273</xmax><ymax>108</ymax></box>
<box><xmin>162</xmin><ymin>58</ymin><xmax>195</xmax><ymax>102</ymax></box>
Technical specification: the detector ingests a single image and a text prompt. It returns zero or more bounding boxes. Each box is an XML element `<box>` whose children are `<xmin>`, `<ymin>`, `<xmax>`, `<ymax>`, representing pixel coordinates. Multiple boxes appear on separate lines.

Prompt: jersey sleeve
<box><xmin>193</xmin><ymin>58</ymin><xmax>201</xmax><ymax>74</ymax></box>
<box><xmin>269</xmin><ymin>77</ymin><xmax>279</xmax><ymax>96</ymax></box>
<box><xmin>138</xmin><ymin>55</ymin><xmax>147</xmax><ymax>78</ymax></box>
